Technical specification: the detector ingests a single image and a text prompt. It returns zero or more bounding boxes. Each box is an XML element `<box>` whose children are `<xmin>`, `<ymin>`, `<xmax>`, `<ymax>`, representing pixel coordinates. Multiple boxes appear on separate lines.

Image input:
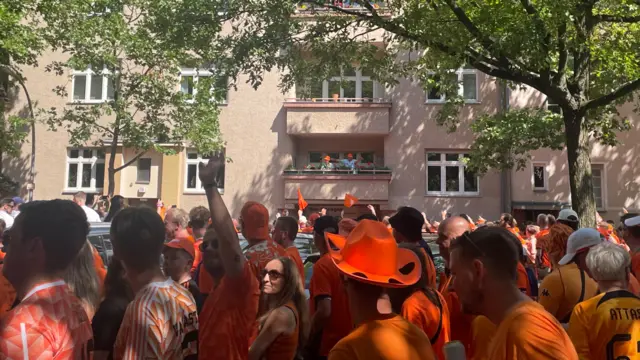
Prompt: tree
<box><xmin>0</xmin><ymin>0</ymin><xmax>47</xmax><ymax>200</ymax></box>
<box><xmin>190</xmin><ymin>0</ymin><xmax>640</xmax><ymax>227</ymax></box>
<box><xmin>39</xmin><ymin>0</ymin><xmax>226</xmax><ymax>196</ymax></box>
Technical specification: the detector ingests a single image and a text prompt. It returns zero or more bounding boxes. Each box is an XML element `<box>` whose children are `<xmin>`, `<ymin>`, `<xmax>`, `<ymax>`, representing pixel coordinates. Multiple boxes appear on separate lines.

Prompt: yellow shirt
<box><xmin>328</xmin><ymin>314</ymin><xmax>436</xmax><ymax>360</ymax></box>
<box><xmin>470</xmin><ymin>315</ymin><xmax>497</xmax><ymax>360</ymax></box>
<box><xmin>538</xmin><ymin>263</ymin><xmax>599</xmax><ymax>322</ymax></box>
<box><xmin>567</xmin><ymin>290</ymin><xmax>640</xmax><ymax>360</ymax></box>
<box><xmin>488</xmin><ymin>301</ymin><xmax>578</xmax><ymax>360</ymax></box>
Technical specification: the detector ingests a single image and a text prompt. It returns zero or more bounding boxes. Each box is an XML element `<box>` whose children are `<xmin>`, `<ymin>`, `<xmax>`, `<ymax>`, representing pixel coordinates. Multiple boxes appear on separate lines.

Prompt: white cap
<box><xmin>624</xmin><ymin>215</ymin><xmax>640</xmax><ymax>227</ymax></box>
<box><xmin>558</xmin><ymin>208</ymin><xmax>579</xmax><ymax>221</ymax></box>
<box><xmin>558</xmin><ymin>228</ymin><xmax>602</xmax><ymax>265</ymax></box>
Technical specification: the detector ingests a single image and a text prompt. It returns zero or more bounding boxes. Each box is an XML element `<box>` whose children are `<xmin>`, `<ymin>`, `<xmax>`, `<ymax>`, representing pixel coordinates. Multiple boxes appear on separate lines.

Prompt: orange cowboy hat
<box><xmin>325</xmin><ymin>220</ymin><xmax>421</xmax><ymax>288</ymax></box>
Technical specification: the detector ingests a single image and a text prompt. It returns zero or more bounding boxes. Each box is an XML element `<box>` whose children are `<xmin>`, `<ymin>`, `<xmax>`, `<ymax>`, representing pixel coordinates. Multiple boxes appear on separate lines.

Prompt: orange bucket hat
<box><xmin>325</xmin><ymin>219</ymin><xmax>421</xmax><ymax>288</ymax></box>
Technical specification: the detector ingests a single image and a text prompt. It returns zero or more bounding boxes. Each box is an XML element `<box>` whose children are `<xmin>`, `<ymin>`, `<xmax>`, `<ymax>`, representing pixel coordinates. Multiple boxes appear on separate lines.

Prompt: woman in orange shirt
<box><xmin>389</xmin><ymin>244</ymin><xmax>451</xmax><ymax>360</ymax></box>
<box><xmin>249</xmin><ymin>257</ymin><xmax>309</xmax><ymax>360</ymax></box>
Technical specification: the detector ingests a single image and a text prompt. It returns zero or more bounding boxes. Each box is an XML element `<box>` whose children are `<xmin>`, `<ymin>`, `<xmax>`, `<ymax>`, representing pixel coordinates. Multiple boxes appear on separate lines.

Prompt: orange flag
<box><xmin>297</xmin><ymin>188</ymin><xmax>308</xmax><ymax>210</ymax></box>
<box><xmin>344</xmin><ymin>193</ymin><xmax>359</xmax><ymax>208</ymax></box>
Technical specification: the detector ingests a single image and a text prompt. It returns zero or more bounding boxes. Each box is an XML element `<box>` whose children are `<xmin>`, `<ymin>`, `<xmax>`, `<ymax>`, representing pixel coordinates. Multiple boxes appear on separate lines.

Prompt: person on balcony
<box><xmin>320</xmin><ymin>156</ymin><xmax>334</xmax><ymax>170</ymax></box>
<box><xmin>340</xmin><ymin>153</ymin><xmax>359</xmax><ymax>170</ymax></box>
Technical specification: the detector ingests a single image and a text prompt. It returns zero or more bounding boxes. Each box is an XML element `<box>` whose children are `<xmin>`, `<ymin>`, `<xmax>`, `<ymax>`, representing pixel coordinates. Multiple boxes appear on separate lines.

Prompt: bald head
<box><xmin>437</xmin><ymin>216</ymin><xmax>471</xmax><ymax>264</ymax></box>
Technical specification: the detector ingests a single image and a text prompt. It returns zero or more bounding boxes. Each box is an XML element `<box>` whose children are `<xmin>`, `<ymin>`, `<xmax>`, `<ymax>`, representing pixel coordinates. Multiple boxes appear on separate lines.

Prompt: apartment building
<box><xmin>5</xmin><ymin>5</ymin><xmax>640</xmax><ymax>224</ymax></box>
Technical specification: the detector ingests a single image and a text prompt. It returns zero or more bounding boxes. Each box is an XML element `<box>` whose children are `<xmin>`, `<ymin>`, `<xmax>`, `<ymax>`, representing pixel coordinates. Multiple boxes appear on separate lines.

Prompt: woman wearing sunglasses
<box><xmin>249</xmin><ymin>257</ymin><xmax>309</xmax><ymax>360</ymax></box>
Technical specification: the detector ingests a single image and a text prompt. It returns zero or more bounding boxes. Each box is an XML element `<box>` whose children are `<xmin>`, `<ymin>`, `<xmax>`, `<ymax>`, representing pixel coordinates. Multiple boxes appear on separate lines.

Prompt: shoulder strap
<box><xmin>426</xmin><ymin>289</ymin><xmax>443</xmax><ymax>345</ymax></box>
<box><xmin>560</xmin><ymin>268</ymin><xmax>586</xmax><ymax>323</ymax></box>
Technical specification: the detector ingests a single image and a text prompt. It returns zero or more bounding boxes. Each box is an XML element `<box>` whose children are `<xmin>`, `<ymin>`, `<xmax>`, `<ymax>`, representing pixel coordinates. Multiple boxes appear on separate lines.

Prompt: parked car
<box><xmin>88</xmin><ymin>222</ymin><xmax>113</xmax><ymax>266</ymax></box>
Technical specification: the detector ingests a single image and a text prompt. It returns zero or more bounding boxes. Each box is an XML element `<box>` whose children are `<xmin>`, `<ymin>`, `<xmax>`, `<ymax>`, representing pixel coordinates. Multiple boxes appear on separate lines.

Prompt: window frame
<box><xmin>532</xmin><ymin>162</ymin><xmax>548</xmax><ymax>191</ymax></box>
<box><xmin>184</xmin><ymin>151</ymin><xmax>224</xmax><ymax>194</ymax></box>
<box><xmin>425</xmin><ymin>152</ymin><xmax>480</xmax><ymax>196</ymax></box>
<box><xmin>425</xmin><ymin>68</ymin><xmax>479</xmax><ymax>104</ymax></box>
<box><xmin>136</xmin><ymin>158</ymin><xmax>152</xmax><ymax>184</ymax></box>
<box><xmin>71</xmin><ymin>65</ymin><xmax>115</xmax><ymax>103</ymax></box>
<box><xmin>591</xmin><ymin>163</ymin><xmax>606</xmax><ymax>211</ymax></box>
<box><xmin>179</xmin><ymin>67</ymin><xmax>229</xmax><ymax>105</ymax></box>
<box><xmin>546</xmin><ymin>96</ymin><xmax>562</xmax><ymax>114</ymax></box>
<box><xmin>300</xmin><ymin>68</ymin><xmax>379</xmax><ymax>101</ymax></box>
<box><xmin>64</xmin><ymin>148</ymin><xmax>105</xmax><ymax>193</ymax></box>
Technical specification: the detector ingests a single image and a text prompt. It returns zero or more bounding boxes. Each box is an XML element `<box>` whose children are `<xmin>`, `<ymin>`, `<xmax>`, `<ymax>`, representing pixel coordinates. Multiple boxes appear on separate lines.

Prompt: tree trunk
<box><xmin>564</xmin><ymin>111</ymin><xmax>597</xmax><ymax>228</ymax></box>
<box><xmin>107</xmin><ymin>125</ymin><xmax>119</xmax><ymax>197</ymax></box>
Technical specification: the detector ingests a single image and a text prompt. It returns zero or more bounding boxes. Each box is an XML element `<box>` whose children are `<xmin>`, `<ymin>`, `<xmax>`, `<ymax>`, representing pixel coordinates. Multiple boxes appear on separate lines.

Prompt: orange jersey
<box><xmin>568</xmin><ymin>290</ymin><xmax>640</xmax><ymax>360</ymax></box>
<box><xmin>487</xmin><ymin>301</ymin><xmax>578</xmax><ymax>360</ymax></box>
<box><xmin>629</xmin><ymin>273</ymin><xmax>640</xmax><ymax>295</ymax></box>
<box><xmin>91</xmin><ymin>245</ymin><xmax>107</xmax><ymax>290</ymax></box>
<box><xmin>286</xmin><ymin>246</ymin><xmax>305</xmax><ymax>283</ymax></box>
<box><xmin>199</xmin><ymin>262</ymin><xmax>260</xmax><ymax>360</ymax></box>
<box><xmin>192</xmin><ymin>240</ymin><xmax>203</xmax><ymax>277</ymax></box>
<box><xmin>471</xmin><ymin>315</ymin><xmax>497</xmax><ymax>360</ymax></box>
<box><xmin>309</xmin><ymin>253</ymin><xmax>353</xmax><ymax>356</ymax></box>
<box><xmin>517</xmin><ymin>263</ymin><xmax>531</xmax><ymax>297</ymax></box>
<box><xmin>0</xmin><ymin>280</ymin><xmax>93</xmax><ymax>359</ymax></box>
<box><xmin>538</xmin><ymin>263</ymin><xmax>598</xmax><ymax>323</ymax></box>
<box><xmin>419</xmin><ymin>248</ymin><xmax>437</xmax><ymax>289</ymax></box>
<box><xmin>401</xmin><ymin>289</ymin><xmax>450</xmax><ymax>360</ymax></box>
<box><xmin>244</xmin><ymin>239</ymin><xmax>287</xmax><ymax>280</ymax></box>
<box><xmin>0</xmin><ymin>273</ymin><xmax>16</xmax><ymax>318</ymax></box>
<box><xmin>537</xmin><ymin>229</ymin><xmax>552</xmax><ymax>268</ymax></box>
<box><xmin>114</xmin><ymin>279</ymin><xmax>198</xmax><ymax>359</ymax></box>
<box><xmin>328</xmin><ymin>314</ymin><xmax>436</xmax><ymax>360</ymax></box>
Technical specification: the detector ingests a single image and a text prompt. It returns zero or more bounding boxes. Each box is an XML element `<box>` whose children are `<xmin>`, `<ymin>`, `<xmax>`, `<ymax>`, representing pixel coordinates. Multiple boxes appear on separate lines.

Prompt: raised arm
<box><xmin>199</xmin><ymin>153</ymin><xmax>245</xmax><ymax>277</ymax></box>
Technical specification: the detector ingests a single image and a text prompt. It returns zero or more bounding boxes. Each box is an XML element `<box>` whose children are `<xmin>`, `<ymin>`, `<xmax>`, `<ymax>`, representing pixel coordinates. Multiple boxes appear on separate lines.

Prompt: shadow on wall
<box><xmin>2</xmin><ymin>81</ymin><xmax>34</xmax><ymax>198</ymax></box>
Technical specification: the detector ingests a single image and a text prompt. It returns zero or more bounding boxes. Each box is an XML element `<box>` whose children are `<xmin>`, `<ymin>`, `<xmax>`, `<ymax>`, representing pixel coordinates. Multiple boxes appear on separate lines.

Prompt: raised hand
<box><xmin>198</xmin><ymin>150</ymin><xmax>225</xmax><ymax>188</ymax></box>
<box><xmin>321</xmin><ymin>208</ymin><xmax>327</xmax><ymax>216</ymax></box>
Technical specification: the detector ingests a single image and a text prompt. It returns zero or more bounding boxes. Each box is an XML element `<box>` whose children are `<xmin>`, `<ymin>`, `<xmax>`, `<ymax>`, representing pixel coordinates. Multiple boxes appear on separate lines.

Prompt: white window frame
<box><xmin>184</xmin><ymin>151</ymin><xmax>224</xmax><ymax>194</ymax></box>
<box><xmin>591</xmin><ymin>163</ymin><xmax>606</xmax><ymax>211</ymax></box>
<box><xmin>546</xmin><ymin>96</ymin><xmax>562</xmax><ymax>114</ymax></box>
<box><xmin>136</xmin><ymin>158</ymin><xmax>152</xmax><ymax>184</ymax></box>
<box><xmin>425</xmin><ymin>152</ymin><xmax>479</xmax><ymax>196</ymax></box>
<box><xmin>64</xmin><ymin>148</ymin><xmax>105</xmax><ymax>192</ymax></box>
<box><xmin>532</xmin><ymin>162</ymin><xmax>548</xmax><ymax>191</ymax></box>
<box><xmin>179</xmin><ymin>67</ymin><xmax>228</xmax><ymax>104</ymax></box>
<box><xmin>317</xmin><ymin>69</ymin><xmax>379</xmax><ymax>100</ymax></box>
<box><xmin>71</xmin><ymin>65</ymin><xmax>114</xmax><ymax>103</ymax></box>
<box><xmin>425</xmin><ymin>68</ymin><xmax>479</xmax><ymax>104</ymax></box>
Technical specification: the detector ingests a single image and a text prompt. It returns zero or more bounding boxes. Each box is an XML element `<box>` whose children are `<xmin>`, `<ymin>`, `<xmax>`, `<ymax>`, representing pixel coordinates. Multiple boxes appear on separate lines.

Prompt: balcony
<box><xmin>295</xmin><ymin>1</ymin><xmax>390</xmax><ymax>17</ymax></box>
<box><xmin>284</xmin><ymin>168</ymin><xmax>392</xmax><ymax>203</ymax></box>
<box><xmin>284</xmin><ymin>98</ymin><xmax>391</xmax><ymax>136</ymax></box>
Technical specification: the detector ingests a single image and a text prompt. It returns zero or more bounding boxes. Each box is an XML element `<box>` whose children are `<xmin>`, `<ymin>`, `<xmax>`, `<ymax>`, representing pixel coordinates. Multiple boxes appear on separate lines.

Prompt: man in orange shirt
<box><xmin>536</xmin><ymin>214</ymin><xmax>553</xmax><ymax>272</ymax></box>
<box><xmin>197</xmin><ymin>154</ymin><xmax>260</xmax><ymax>360</ymax></box>
<box><xmin>389</xmin><ymin>206</ymin><xmax>437</xmax><ymax>288</ymax></box>
<box><xmin>308</xmin><ymin>216</ymin><xmax>353</xmax><ymax>359</ymax></box>
<box><xmin>326</xmin><ymin>220</ymin><xmax>436</xmax><ymax>360</ymax></box>
<box><xmin>164</xmin><ymin>207</ymin><xmax>192</xmax><ymax>242</ymax></box>
<box><xmin>273</xmin><ymin>216</ymin><xmax>305</xmax><ymax>282</ymax></box>
<box><xmin>622</xmin><ymin>215</ymin><xmax>640</xmax><ymax>280</ymax></box>
<box><xmin>449</xmin><ymin>227</ymin><xmax>578</xmax><ymax>359</ymax></box>
<box><xmin>241</xmin><ymin>201</ymin><xmax>287</xmax><ymax>280</ymax></box>
<box><xmin>189</xmin><ymin>206</ymin><xmax>210</xmax><ymax>276</ymax></box>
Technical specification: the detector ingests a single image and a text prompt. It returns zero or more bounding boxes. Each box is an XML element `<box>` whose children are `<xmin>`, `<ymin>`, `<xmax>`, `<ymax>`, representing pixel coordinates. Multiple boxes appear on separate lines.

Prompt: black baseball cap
<box><xmin>314</xmin><ymin>216</ymin><xmax>339</xmax><ymax>236</ymax></box>
<box><xmin>389</xmin><ymin>206</ymin><xmax>424</xmax><ymax>241</ymax></box>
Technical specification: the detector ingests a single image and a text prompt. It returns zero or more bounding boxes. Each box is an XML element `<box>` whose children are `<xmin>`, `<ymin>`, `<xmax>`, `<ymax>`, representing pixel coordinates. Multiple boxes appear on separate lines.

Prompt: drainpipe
<box><xmin>499</xmin><ymin>81</ymin><xmax>512</xmax><ymax>214</ymax></box>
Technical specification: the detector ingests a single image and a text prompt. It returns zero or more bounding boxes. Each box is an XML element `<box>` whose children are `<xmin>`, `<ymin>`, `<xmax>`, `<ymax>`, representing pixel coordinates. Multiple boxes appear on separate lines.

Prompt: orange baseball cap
<box><xmin>325</xmin><ymin>219</ymin><xmax>420</xmax><ymax>288</ymax></box>
<box><xmin>347</xmin><ymin>153</ymin><xmax>353</xmax><ymax>157</ymax></box>
<box><xmin>324</xmin><ymin>156</ymin><xmax>330</xmax><ymax>161</ymax></box>
<box><xmin>240</xmin><ymin>201</ymin><xmax>270</xmax><ymax>240</ymax></box>
<box><xmin>164</xmin><ymin>238</ymin><xmax>195</xmax><ymax>259</ymax></box>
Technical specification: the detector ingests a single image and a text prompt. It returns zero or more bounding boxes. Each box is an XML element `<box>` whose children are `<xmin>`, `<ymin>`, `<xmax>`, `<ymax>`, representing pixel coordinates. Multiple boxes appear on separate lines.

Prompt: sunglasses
<box><xmin>261</xmin><ymin>269</ymin><xmax>284</xmax><ymax>280</ymax></box>
<box><xmin>456</xmin><ymin>231</ymin><xmax>486</xmax><ymax>256</ymax></box>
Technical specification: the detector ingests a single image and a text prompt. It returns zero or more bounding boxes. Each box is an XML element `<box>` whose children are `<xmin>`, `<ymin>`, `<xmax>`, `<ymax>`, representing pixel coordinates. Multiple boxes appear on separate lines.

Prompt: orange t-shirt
<box><xmin>309</xmin><ymin>253</ymin><xmax>353</xmax><ymax>356</ymax></box>
<box><xmin>441</xmin><ymin>281</ymin><xmax>474</xmax><ymax>354</ymax></box>
<box><xmin>244</xmin><ymin>239</ymin><xmax>288</xmax><ymax>280</ymax></box>
<box><xmin>285</xmin><ymin>246</ymin><xmax>305</xmax><ymax>284</ymax></box>
<box><xmin>401</xmin><ymin>290</ymin><xmax>450</xmax><ymax>360</ymax></box>
<box><xmin>0</xmin><ymin>273</ymin><xmax>16</xmax><ymax>318</ymax></box>
<box><xmin>192</xmin><ymin>239</ymin><xmax>203</xmax><ymax>277</ymax></box>
<box><xmin>419</xmin><ymin>248</ymin><xmax>437</xmax><ymax>289</ymax></box>
<box><xmin>328</xmin><ymin>314</ymin><xmax>436</xmax><ymax>360</ymax></box>
<box><xmin>199</xmin><ymin>263</ymin><xmax>260</xmax><ymax>360</ymax></box>
<box><xmin>470</xmin><ymin>315</ymin><xmax>497</xmax><ymax>360</ymax></box>
<box><xmin>537</xmin><ymin>229</ymin><xmax>552</xmax><ymax>268</ymax></box>
<box><xmin>517</xmin><ymin>263</ymin><xmax>531</xmax><ymax>297</ymax></box>
<box><xmin>629</xmin><ymin>273</ymin><xmax>640</xmax><ymax>295</ymax></box>
<box><xmin>487</xmin><ymin>301</ymin><xmax>578</xmax><ymax>360</ymax></box>
<box><xmin>91</xmin><ymin>245</ymin><xmax>107</xmax><ymax>291</ymax></box>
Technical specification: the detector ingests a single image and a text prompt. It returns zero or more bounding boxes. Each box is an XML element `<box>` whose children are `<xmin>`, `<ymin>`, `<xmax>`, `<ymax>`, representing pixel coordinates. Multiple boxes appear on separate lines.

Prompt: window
<box><xmin>426</xmin><ymin>152</ymin><xmax>479</xmax><ymax>195</ymax></box>
<box><xmin>547</xmin><ymin>97</ymin><xmax>562</xmax><ymax>114</ymax></box>
<box><xmin>72</xmin><ymin>65</ymin><xmax>115</xmax><ymax>103</ymax></box>
<box><xmin>297</xmin><ymin>66</ymin><xmax>379</xmax><ymax>101</ymax></box>
<box><xmin>532</xmin><ymin>163</ymin><xmax>548</xmax><ymax>191</ymax></box>
<box><xmin>426</xmin><ymin>67</ymin><xmax>478</xmax><ymax>103</ymax></box>
<box><xmin>137</xmin><ymin>158</ymin><xmax>151</xmax><ymax>183</ymax></box>
<box><xmin>185</xmin><ymin>151</ymin><xmax>225</xmax><ymax>193</ymax></box>
<box><xmin>307</xmin><ymin>152</ymin><xmax>376</xmax><ymax>167</ymax></box>
<box><xmin>65</xmin><ymin>148</ymin><xmax>105</xmax><ymax>191</ymax></box>
<box><xmin>179</xmin><ymin>67</ymin><xmax>228</xmax><ymax>104</ymax></box>
<box><xmin>591</xmin><ymin>165</ymin><xmax>604</xmax><ymax>209</ymax></box>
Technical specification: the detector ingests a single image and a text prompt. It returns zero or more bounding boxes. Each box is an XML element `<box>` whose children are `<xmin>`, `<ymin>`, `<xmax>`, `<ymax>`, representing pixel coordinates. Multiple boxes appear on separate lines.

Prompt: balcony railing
<box><xmin>284</xmin><ymin>167</ymin><xmax>392</xmax><ymax>175</ymax></box>
<box><xmin>296</xmin><ymin>1</ymin><xmax>388</xmax><ymax>15</ymax></box>
<box><xmin>285</xmin><ymin>97</ymin><xmax>391</xmax><ymax>104</ymax></box>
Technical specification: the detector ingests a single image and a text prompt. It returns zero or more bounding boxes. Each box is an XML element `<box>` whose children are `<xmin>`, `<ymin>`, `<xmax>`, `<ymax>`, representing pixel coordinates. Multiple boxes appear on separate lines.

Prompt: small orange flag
<box><xmin>344</xmin><ymin>193</ymin><xmax>359</xmax><ymax>208</ymax></box>
<box><xmin>297</xmin><ymin>188</ymin><xmax>308</xmax><ymax>210</ymax></box>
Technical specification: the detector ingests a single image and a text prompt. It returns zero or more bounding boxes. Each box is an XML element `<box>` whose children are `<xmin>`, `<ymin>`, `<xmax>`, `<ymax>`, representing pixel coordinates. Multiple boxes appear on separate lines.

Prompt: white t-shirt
<box><xmin>81</xmin><ymin>205</ymin><xmax>102</xmax><ymax>222</ymax></box>
<box><xmin>0</xmin><ymin>211</ymin><xmax>14</xmax><ymax>228</ymax></box>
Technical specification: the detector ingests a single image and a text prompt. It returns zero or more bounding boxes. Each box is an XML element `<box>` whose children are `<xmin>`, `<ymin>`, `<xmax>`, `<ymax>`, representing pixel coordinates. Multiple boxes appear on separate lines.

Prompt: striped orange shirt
<box><xmin>114</xmin><ymin>279</ymin><xmax>198</xmax><ymax>359</ymax></box>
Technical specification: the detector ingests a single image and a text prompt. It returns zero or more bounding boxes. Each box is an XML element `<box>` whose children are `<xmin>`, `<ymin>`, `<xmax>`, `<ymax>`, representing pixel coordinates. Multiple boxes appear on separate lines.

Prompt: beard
<box><xmin>460</xmin><ymin>287</ymin><xmax>484</xmax><ymax>315</ymax></box>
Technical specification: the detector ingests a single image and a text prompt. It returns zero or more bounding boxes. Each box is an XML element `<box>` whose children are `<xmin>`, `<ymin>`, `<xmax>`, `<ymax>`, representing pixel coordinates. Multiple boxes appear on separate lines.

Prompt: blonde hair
<box><xmin>587</xmin><ymin>242</ymin><xmax>630</xmax><ymax>282</ymax></box>
<box><xmin>166</xmin><ymin>208</ymin><xmax>189</xmax><ymax>228</ymax></box>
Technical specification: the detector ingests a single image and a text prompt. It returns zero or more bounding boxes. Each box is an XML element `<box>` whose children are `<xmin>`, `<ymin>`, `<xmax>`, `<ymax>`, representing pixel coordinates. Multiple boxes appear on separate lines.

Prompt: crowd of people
<box><xmin>0</xmin><ymin>154</ymin><xmax>639</xmax><ymax>360</ymax></box>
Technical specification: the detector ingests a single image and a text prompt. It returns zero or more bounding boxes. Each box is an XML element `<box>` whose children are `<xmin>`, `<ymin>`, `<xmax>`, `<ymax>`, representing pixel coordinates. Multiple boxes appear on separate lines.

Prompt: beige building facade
<box><xmin>5</xmin><ymin>48</ymin><xmax>640</xmax><ymax>224</ymax></box>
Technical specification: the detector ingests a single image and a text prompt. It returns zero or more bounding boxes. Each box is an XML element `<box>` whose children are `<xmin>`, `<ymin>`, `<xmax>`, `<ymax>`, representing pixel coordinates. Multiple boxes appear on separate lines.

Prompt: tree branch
<box><xmin>593</xmin><ymin>14</ymin><xmax>640</xmax><ymax>23</ymax></box>
<box><xmin>553</xmin><ymin>22</ymin><xmax>568</xmax><ymax>85</ymax></box>
<box><xmin>113</xmin><ymin>150</ymin><xmax>146</xmax><ymax>172</ymax></box>
<box><xmin>582</xmin><ymin>78</ymin><xmax>640</xmax><ymax>111</ymax></box>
